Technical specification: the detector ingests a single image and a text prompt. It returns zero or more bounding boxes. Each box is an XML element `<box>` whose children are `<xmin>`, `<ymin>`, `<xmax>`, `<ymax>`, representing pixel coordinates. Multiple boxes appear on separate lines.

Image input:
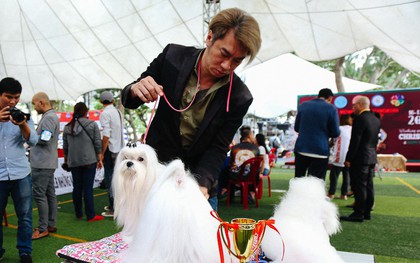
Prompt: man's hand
<box><xmin>10</xmin><ymin>115</ymin><xmax>27</xmax><ymax>126</ymax></box>
<box><xmin>130</xmin><ymin>76</ymin><xmax>164</xmax><ymax>103</ymax></box>
<box><xmin>97</xmin><ymin>160</ymin><xmax>103</xmax><ymax>170</ymax></box>
<box><xmin>344</xmin><ymin>161</ymin><xmax>351</xmax><ymax>167</ymax></box>
<box><xmin>0</xmin><ymin>107</ymin><xmax>10</xmax><ymax>122</ymax></box>
<box><xmin>9</xmin><ymin>114</ymin><xmax>31</xmax><ymax>140</ymax></box>
<box><xmin>199</xmin><ymin>186</ymin><xmax>210</xmax><ymax>200</ymax></box>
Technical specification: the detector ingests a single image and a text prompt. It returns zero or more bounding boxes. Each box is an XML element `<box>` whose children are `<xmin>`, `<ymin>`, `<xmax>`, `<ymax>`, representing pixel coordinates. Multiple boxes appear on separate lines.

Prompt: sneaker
<box><xmin>101</xmin><ymin>211</ymin><xmax>114</xmax><ymax>217</ymax></box>
<box><xmin>32</xmin><ymin>228</ymin><xmax>49</xmax><ymax>240</ymax></box>
<box><xmin>20</xmin><ymin>254</ymin><xmax>32</xmax><ymax>263</ymax></box>
<box><xmin>327</xmin><ymin>194</ymin><xmax>334</xmax><ymax>200</ymax></box>
<box><xmin>87</xmin><ymin>215</ymin><xmax>104</xmax><ymax>222</ymax></box>
<box><xmin>48</xmin><ymin>226</ymin><xmax>58</xmax><ymax>233</ymax></box>
<box><xmin>103</xmin><ymin>206</ymin><xmax>111</xmax><ymax>212</ymax></box>
<box><xmin>340</xmin><ymin>195</ymin><xmax>348</xmax><ymax>200</ymax></box>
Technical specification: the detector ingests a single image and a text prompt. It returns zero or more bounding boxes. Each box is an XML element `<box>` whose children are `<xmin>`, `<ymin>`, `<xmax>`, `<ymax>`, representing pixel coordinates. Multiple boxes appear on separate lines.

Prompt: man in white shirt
<box><xmin>99</xmin><ymin>91</ymin><xmax>124</xmax><ymax>217</ymax></box>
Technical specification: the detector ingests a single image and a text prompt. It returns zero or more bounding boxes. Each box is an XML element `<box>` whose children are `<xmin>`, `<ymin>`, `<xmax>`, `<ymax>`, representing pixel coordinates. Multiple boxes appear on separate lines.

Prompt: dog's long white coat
<box><xmin>261</xmin><ymin>176</ymin><xmax>345</xmax><ymax>263</ymax></box>
<box><xmin>113</xmin><ymin>145</ymin><xmax>229</xmax><ymax>263</ymax></box>
<box><xmin>112</xmin><ymin>144</ymin><xmax>164</xmax><ymax>241</ymax></box>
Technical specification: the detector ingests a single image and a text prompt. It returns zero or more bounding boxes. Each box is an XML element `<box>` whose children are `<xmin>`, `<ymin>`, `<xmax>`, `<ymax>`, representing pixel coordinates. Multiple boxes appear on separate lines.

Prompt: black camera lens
<box><xmin>9</xmin><ymin>107</ymin><xmax>30</xmax><ymax>122</ymax></box>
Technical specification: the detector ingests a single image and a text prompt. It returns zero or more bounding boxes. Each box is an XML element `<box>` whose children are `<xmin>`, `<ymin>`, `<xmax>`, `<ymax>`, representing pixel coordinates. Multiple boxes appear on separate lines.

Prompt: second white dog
<box><xmin>261</xmin><ymin>176</ymin><xmax>344</xmax><ymax>263</ymax></box>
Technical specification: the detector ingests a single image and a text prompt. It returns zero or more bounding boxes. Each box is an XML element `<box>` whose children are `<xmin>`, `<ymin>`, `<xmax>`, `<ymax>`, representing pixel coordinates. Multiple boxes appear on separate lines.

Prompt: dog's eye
<box><xmin>138</xmin><ymin>157</ymin><xmax>144</xmax><ymax>162</ymax></box>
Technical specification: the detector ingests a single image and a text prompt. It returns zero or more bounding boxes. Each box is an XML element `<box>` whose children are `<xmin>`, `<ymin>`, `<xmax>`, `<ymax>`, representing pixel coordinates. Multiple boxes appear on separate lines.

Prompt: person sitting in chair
<box><xmin>218</xmin><ymin>126</ymin><xmax>260</xmax><ymax>201</ymax></box>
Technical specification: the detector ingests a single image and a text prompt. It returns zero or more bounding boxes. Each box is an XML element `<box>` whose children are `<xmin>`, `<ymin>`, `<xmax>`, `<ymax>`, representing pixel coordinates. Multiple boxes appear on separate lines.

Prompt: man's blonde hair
<box><xmin>209</xmin><ymin>8</ymin><xmax>261</xmax><ymax>63</ymax></box>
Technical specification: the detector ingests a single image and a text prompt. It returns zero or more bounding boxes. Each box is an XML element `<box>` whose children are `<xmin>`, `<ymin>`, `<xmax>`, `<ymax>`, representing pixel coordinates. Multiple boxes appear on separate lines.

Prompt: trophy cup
<box><xmin>219</xmin><ymin>218</ymin><xmax>267</xmax><ymax>263</ymax></box>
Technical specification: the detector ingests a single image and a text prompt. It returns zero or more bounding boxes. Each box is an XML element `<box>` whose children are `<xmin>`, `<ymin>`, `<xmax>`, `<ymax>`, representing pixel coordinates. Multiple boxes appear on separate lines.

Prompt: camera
<box><xmin>9</xmin><ymin>107</ymin><xmax>31</xmax><ymax>122</ymax></box>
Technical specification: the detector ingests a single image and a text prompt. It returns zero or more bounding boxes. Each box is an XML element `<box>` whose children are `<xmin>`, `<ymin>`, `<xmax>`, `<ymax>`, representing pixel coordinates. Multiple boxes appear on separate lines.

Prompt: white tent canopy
<box><xmin>241</xmin><ymin>53</ymin><xmax>379</xmax><ymax>118</ymax></box>
<box><xmin>0</xmin><ymin>0</ymin><xmax>419</xmax><ymax>103</ymax></box>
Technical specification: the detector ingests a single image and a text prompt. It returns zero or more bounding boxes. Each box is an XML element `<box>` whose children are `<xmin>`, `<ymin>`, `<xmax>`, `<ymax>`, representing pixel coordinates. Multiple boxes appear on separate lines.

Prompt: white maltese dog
<box><xmin>261</xmin><ymin>176</ymin><xmax>344</xmax><ymax>263</ymax></box>
<box><xmin>112</xmin><ymin>144</ymin><xmax>164</xmax><ymax>241</ymax></box>
<box><xmin>113</xmin><ymin>145</ymin><xmax>228</xmax><ymax>263</ymax></box>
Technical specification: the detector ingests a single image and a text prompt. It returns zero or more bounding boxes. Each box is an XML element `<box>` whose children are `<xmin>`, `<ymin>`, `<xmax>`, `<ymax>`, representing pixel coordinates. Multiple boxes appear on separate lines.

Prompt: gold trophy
<box><xmin>219</xmin><ymin>218</ymin><xmax>267</xmax><ymax>263</ymax></box>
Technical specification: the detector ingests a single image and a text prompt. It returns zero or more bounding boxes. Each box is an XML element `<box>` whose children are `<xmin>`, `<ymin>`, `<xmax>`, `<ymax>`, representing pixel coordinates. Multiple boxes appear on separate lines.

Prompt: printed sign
<box><xmin>298</xmin><ymin>89</ymin><xmax>420</xmax><ymax>161</ymax></box>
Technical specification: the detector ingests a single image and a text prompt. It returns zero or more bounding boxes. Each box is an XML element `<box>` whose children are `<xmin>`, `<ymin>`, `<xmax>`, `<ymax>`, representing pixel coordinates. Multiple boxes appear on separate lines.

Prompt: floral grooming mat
<box><xmin>56</xmin><ymin>233</ymin><xmax>127</xmax><ymax>263</ymax></box>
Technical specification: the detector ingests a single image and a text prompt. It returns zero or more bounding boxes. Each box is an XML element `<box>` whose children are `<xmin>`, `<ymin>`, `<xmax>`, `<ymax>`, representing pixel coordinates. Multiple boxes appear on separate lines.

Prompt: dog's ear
<box><xmin>164</xmin><ymin>159</ymin><xmax>186</xmax><ymax>187</ymax></box>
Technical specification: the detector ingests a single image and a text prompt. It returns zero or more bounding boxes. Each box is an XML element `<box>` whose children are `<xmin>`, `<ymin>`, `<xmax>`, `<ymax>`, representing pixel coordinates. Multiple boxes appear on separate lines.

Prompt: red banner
<box><xmin>298</xmin><ymin>89</ymin><xmax>420</xmax><ymax>162</ymax></box>
<box><xmin>56</xmin><ymin>110</ymin><xmax>103</xmax><ymax>132</ymax></box>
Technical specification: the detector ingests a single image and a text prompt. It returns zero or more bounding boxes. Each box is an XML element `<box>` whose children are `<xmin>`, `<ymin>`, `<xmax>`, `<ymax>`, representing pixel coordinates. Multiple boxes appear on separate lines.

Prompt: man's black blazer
<box><xmin>121</xmin><ymin>44</ymin><xmax>253</xmax><ymax>196</ymax></box>
<box><xmin>345</xmin><ymin>111</ymin><xmax>381</xmax><ymax>165</ymax></box>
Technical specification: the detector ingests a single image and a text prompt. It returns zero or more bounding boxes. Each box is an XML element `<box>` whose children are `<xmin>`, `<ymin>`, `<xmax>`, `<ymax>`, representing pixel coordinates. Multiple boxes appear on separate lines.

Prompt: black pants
<box><xmin>294</xmin><ymin>152</ymin><xmax>329</xmax><ymax>180</ymax></box>
<box><xmin>103</xmin><ymin>148</ymin><xmax>117</xmax><ymax>210</ymax></box>
<box><xmin>350</xmin><ymin>163</ymin><xmax>375</xmax><ymax>216</ymax></box>
<box><xmin>328</xmin><ymin>165</ymin><xmax>350</xmax><ymax>195</ymax></box>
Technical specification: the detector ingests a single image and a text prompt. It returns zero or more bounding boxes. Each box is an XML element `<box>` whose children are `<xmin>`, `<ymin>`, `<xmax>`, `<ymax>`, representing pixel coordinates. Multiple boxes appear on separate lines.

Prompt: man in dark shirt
<box><xmin>121</xmin><ymin>8</ymin><xmax>262</xmax><ymax>210</ymax></box>
<box><xmin>341</xmin><ymin>96</ymin><xmax>381</xmax><ymax>222</ymax></box>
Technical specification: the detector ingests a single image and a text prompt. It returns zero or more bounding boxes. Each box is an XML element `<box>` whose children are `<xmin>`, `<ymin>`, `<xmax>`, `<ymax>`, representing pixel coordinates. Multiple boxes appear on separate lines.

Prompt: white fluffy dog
<box><xmin>112</xmin><ymin>144</ymin><xmax>164</xmax><ymax>241</ymax></box>
<box><xmin>113</xmin><ymin>145</ymin><xmax>228</xmax><ymax>263</ymax></box>
<box><xmin>261</xmin><ymin>176</ymin><xmax>344</xmax><ymax>263</ymax></box>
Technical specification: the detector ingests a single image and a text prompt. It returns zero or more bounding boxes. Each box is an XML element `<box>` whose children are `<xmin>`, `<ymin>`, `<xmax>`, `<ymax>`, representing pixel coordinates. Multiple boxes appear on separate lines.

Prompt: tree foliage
<box><xmin>83</xmin><ymin>89</ymin><xmax>150</xmax><ymax>142</ymax></box>
<box><xmin>314</xmin><ymin>46</ymin><xmax>420</xmax><ymax>91</ymax></box>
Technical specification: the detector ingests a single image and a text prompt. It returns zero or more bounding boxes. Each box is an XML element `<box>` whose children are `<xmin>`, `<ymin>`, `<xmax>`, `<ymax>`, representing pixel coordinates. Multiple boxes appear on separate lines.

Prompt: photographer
<box><xmin>0</xmin><ymin>77</ymin><xmax>38</xmax><ymax>263</ymax></box>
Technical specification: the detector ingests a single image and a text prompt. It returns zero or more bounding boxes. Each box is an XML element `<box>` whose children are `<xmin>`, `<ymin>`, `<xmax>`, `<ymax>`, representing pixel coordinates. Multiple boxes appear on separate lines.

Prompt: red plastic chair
<box><xmin>258</xmin><ymin>162</ymin><xmax>273</xmax><ymax>199</ymax></box>
<box><xmin>226</xmin><ymin>157</ymin><xmax>263</xmax><ymax>210</ymax></box>
<box><xmin>3</xmin><ymin>209</ymin><xmax>8</xmax><ymax>227</ymax></box>
<box><xmin>268</xmin><ymin>148</ymin><xmax>276</xmax><ymax>164</ymax></box>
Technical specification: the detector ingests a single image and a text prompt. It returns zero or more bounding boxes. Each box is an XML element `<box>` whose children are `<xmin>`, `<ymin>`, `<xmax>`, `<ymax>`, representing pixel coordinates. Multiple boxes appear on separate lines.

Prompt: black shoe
<box><xmin>340</xmin><ymin>213</ymin><xmax>364</xmax><ymax>222</ymax></box>
<box><xmin>364</xmin><ymin>214</ymin><xmax>371</xmax><ymax>220</ymax></box>
<box><xmin>99</xmin><ymin>180</ymin><xmax>107</xmax><ymax>189</ymax></box>
<box><xmin>20</xmin><ymin>254</ymin><xmax>32</xmax><ymax>263</ymax></box>
<box><xmin>0</xmin><ymin>251</ymin><xmax>4</xmax><ymax>261</ymax></box>
<box><xmin>248</xmin><ymin>193</ymin><xmax>255</xmax><ymax>204</ymax></box>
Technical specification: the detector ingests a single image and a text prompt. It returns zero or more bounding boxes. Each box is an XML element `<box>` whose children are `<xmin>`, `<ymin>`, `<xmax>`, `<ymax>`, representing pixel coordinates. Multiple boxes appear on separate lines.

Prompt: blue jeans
<box><xmin>208</xmin><ymin>196</ymin><xmax>218</xmax><ymax>211</ymax></box>
<box><xmin>71</xmin><ymin>164</ymin><xmax>97</xmax><ymax>220</ymax></box>
<box><xmin>0</xmin><ymin>175</ymin><xmax>33</xmax><ymax>256</ymax></box>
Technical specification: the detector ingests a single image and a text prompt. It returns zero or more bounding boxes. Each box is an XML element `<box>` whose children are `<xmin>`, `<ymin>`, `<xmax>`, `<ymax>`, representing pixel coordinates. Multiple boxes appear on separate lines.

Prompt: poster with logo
<box><xmin>298</xmin><ymin>89</ymin><xmax>420</xmax><ymax>161</ymax></box>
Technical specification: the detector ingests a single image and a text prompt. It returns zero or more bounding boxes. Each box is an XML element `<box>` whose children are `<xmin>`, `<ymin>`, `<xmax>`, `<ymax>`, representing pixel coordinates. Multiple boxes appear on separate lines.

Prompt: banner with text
<box><xmin>298</xmin><ymin>89</ymin><xmax>420</xmax><ymax>161</ymax></box>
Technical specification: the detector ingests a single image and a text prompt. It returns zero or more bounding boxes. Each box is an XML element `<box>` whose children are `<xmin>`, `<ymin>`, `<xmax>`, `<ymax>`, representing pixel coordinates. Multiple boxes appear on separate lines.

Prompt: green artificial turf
<box><xmin>1</xmin><ymin>166</ymin><xmax>419</xmax><ymax>262</ymax></box>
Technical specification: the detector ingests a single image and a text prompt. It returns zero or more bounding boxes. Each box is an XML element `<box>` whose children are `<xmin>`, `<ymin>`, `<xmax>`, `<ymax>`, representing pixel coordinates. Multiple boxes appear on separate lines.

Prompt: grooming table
<box><xmin>56</xmin><ymin>232</ymin><xmax>267</xmax><ymax>263</ymax></box>
<box><xmin>56</xmin><ymin>233</ymin><xmax>373</xmax><ymax>263</ymax></box>
<box><xmin>56</xmin><ymin>233</ymin><xmax>126</xmax><ymax>263</ymax></box>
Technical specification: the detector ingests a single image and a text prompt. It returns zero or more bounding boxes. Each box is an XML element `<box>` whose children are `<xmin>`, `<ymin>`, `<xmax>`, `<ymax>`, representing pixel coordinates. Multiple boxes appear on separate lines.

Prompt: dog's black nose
<box><xmin>126</xmin><ymin>161</ymin><xmax>134</xmax><ymax>168</ymax></box>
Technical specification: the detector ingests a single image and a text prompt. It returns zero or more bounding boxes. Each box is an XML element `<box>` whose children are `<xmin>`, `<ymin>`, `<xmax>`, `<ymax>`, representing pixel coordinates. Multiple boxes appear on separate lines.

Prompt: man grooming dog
<box><xmin>121</xmin><ymin>8</ymin><xmax>262</xmax><ymax>210</ymax></box>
